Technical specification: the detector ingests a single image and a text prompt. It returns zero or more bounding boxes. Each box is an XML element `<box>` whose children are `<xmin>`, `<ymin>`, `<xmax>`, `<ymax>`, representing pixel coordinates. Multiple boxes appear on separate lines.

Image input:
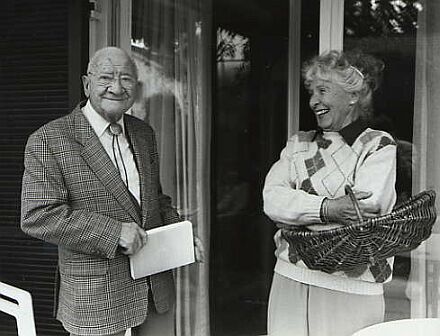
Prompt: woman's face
<box><xmin>308</xmin><ymin>78</ymin><xmax>357</xmax><ymax>131</ymax></box>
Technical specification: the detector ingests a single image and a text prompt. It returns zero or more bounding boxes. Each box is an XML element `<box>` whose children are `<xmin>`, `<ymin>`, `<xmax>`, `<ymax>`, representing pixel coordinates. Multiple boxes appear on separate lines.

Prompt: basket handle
<box><xmin>344</xmin><ymin>185</ymin><xmax>364</xmax><ymax>224</ymax></box>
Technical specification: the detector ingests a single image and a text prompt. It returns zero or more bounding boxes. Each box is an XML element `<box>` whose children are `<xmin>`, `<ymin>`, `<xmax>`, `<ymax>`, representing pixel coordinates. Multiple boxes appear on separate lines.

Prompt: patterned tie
<box><xmin>108</xmin><ymin>123</ymin><xmax>129</xmax><ymax>186</ymax></box>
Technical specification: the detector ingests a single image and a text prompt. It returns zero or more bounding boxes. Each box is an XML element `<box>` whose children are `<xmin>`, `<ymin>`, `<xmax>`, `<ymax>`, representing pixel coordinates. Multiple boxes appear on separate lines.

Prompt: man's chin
<box><xmin>102</xmin><ymin>103</ymin><xmax>130</xmax><ymax>115</ymax></box>
<box><xmin>100</xmin><ymin>108</ymin><xmax>128</xmax><ymax>123</ymax></box>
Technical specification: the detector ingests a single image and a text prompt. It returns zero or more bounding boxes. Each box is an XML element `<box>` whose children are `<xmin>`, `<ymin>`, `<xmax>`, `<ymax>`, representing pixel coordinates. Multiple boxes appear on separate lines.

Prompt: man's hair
<box><xmin>87</xmin><ymin>47</ymin><xmax>138</xmax><ymax>79</ymax></box>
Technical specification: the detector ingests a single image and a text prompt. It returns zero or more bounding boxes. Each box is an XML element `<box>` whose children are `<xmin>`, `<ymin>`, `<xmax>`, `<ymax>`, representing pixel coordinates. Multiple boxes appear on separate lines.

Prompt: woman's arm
<box><xmin>325</xmin><ymin>135</ymin><xmax>397</xmax><ymax>225</ymax></box>
<box><xmin>263</xmin><ymin>138</ymin><xmax>326</xmax><ymax>226</ymax></box>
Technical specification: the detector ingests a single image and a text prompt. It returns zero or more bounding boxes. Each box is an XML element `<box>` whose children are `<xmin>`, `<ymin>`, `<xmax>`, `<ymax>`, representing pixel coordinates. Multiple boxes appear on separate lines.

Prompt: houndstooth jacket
<box><xmin>21</xmin><ymin>102</ymin><xmax>180</xmax><ymax>335</ymax></box>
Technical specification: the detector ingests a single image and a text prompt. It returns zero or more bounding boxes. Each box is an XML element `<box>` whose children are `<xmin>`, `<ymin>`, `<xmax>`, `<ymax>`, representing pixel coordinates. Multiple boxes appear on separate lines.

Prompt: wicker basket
<box><xmin>281</xmin><ymin>186</ymin><xmax>437</xmax><ymax>274</ymax></box>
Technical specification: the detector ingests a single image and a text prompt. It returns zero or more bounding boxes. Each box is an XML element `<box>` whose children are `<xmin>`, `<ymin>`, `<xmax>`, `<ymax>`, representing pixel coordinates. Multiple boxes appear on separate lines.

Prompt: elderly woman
<box><xmin>263</xmin><ymin>50</ymin><xmax>397</xmax><ymax>336</ymax></box>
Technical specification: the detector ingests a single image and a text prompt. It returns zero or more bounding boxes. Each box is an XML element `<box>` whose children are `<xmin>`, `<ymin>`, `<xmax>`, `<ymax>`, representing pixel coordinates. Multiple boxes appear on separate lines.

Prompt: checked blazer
<box><xmin>21</xmin><ymin>102</ymin><xmax>180</xmax><ymax>335</ymax></box>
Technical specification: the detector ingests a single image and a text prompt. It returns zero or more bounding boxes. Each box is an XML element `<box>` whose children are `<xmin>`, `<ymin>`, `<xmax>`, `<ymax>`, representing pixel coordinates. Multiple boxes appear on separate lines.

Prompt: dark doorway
<box><xmin>210</xmin><ymin>1</ymin><xmax>289</xmax><ymax>335</ymax></box>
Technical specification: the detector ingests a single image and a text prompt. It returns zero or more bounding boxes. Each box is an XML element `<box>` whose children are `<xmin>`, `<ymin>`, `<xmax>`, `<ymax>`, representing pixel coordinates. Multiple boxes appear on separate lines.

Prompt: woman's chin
<box><xmin>317</xmin><ymin>121</ymin><xmax>333</xmax><ymax>131</ymax></box>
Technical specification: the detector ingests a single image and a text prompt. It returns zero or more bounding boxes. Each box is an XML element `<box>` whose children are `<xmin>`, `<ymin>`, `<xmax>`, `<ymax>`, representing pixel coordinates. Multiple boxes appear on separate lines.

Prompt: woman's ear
<box><xmin>349</xmin><ymin>91</ymin><xmax>360</xmax><ymax>105</ymax></box>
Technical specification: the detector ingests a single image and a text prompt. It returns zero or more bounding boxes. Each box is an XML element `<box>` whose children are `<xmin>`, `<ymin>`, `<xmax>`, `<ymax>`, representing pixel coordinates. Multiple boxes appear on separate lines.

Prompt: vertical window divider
<box><xmin>319</xmin><ymin>0</ymin><xmax>344</xmax><ymax>53</ymax></box>
<box><xmin>288</xmin><ymin>0</ymin><xmax>302</xmax><ymax>138</ymax></box>
<box><xmin>119</xmin><ymin>0</ymin><xmax>132</xmax><ymax>53</ymax></box>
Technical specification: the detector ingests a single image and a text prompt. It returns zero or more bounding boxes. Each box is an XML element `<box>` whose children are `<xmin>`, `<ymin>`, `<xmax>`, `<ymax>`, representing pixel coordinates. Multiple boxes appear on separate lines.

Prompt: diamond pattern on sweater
<box><xmin>300</xmin><ymin>178</ymin><xmax>318</xmax><ymax>195</ymax></box>
<box><xmin>271</xmin><ymin>128</ymin><xmax>396</xmax><ymax>286</ymax></box>
<box><xmin>322</xmin><ymin>167</ymin><xmax>346</xmax><ymax>197</ymax></box>
<box><xmin>377</xmin><ymin>136</ymin><xmax>396</xmax><ymax>151</ymax></box>
<box><xmin>305</xmin><ymin>150</ymin><xmax>325</xmax><ymax>177</ymax></box>
<box><xmin>315</xmin><ymin>133</ymin><xmax>332</xmax><ymax>149</ymax></box>
<box><xmin>369</xmin><ymin>260</ymin><xmax>392</xmax><ymax>283</ymax></box>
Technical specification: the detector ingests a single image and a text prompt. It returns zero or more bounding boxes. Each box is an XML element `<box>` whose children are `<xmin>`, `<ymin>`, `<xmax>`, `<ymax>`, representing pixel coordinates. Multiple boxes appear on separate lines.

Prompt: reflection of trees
<box><xmin>217</xmin><ymin>28</ymin><xmax>249</xmax><ymax>61</ymax></box>
<box><xmin>345</xmin><ymin>0</ymin><xmax>422</xmax><ymax>37</ymax></box>
<box><xmin>217</xmin><ymin>28</ymin><xmax>250</xmax><ymax>87</ymax></box>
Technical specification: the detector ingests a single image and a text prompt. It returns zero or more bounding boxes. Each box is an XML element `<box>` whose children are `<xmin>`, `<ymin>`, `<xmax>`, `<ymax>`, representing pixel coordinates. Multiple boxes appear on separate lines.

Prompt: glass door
<box><xmin>211</xmin><ymin>1</ymin><xmax>289</xmax><ymax>334</ymax></box>
<box><xmin>343</xmin><ymin>0</ymin><xmax>421</xmax><ymax>321</ymax></box>
<box><xmin>211</xmin><ymin>1</ymin><xmax>319</xmax><ymax>335</ymax></box>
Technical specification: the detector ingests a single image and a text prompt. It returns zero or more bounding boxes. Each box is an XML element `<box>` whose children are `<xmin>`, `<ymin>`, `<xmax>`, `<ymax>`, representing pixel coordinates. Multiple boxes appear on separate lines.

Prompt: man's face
<box><xmin>82</xmin><ymin>50</ymin><xmax>138</xmax><ymax>123</ymax></box>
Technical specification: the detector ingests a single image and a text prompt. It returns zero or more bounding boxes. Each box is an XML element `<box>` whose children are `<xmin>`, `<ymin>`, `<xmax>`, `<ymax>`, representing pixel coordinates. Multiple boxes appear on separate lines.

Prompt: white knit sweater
<box><xmin>263</xmin><ymin>122</ymin><xmax>397</xmax><ymax>295</ymax></box>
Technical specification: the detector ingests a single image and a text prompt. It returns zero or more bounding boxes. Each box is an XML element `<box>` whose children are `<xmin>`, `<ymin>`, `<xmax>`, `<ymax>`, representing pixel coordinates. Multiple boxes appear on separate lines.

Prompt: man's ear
<box><xmin>81</xmin><ymin>75</ymin><xmax>91</xmax><ymax>98</ymax></box>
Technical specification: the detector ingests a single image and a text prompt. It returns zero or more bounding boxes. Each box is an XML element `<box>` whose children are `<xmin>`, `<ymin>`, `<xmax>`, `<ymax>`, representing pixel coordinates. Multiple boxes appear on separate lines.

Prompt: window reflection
<box><xmin>212</xmin><ymin>0</ymin><xmax>290</xmax><ymax>333</ymax></box>
<box><xmin>342</xmin><ymin>11</ymin><xmax>422</xmax><ymax>311</ymax></box>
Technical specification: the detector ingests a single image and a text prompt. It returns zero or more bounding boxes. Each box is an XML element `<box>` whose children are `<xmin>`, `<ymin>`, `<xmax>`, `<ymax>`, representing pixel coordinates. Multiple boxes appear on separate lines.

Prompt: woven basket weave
<box><xmin>281</xmin><ymin>186</ymin><xmax>437</xmax><ymax>274</ymax></box>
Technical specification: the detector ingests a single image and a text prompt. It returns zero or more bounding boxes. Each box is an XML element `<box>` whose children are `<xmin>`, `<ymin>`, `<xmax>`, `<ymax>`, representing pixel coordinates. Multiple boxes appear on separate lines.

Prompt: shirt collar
<box><xmin>82</xmin><ymin>100</ymin><xmax>129</xmax><ymax>138</ymax></box>
<box><xmin>338</xmin><ymin>118</ymin><xmax>369</xmax><ymax>146</ymax></box>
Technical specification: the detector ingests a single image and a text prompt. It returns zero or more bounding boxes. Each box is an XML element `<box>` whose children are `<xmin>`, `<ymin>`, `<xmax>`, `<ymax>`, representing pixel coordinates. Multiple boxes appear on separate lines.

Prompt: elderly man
<box><xmin>21</xmin><ymin>47</ymin><xmax>179</xmax><ymax>336</ymax></box>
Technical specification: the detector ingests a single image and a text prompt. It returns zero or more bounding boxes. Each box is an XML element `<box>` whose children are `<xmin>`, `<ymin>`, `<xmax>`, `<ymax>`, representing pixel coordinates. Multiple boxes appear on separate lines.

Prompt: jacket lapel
<box><xmin>72</xmin><ymin>106</ymin><xmax>142</xmax><ymax>224</ymax></box>
<box><xmin>125</xmin><ymin>118</ymin><xmax>151</xmax><ymax>228</ymax></box>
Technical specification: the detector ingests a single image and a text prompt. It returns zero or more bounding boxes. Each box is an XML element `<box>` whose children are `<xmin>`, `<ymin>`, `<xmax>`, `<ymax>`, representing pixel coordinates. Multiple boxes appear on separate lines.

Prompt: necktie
<box><xmin>108</xmin><ymin>123</ymin><xmax>129</xmax><ymax>186</ymax></box>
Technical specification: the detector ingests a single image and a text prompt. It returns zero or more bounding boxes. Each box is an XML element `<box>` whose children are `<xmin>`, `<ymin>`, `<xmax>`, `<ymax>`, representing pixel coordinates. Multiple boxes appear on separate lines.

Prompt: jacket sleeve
<box><xmin>263</xmin><ymin>136</ymin><xmax>326</xmax><ymax>226</ymax></box>
<box><xmin>20</xmin><ymin>131</ymin><xmax>122</xmax><ymax>259</ymax></box>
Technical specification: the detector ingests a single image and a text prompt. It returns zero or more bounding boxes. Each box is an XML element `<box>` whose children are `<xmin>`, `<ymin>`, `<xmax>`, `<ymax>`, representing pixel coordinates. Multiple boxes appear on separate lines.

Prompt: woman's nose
<box><xmin>309</xmin><ymin>92</ymin><xmax>319</xmax><ymax>108</ymax></box>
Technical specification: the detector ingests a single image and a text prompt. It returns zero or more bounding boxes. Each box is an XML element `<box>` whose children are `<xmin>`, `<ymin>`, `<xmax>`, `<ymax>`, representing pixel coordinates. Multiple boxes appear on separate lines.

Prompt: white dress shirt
<box><xmin>82</xmin><ymin>100</ymin><xmax>141</xmax><ymax>204</ymax></box>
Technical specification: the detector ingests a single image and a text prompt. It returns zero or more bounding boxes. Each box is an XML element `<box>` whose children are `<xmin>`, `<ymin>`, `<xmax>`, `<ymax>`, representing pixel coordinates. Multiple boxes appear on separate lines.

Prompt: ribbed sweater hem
<box><xmin>274</xmin><ymin>259</ymin><xmax>383</xmax><ymax>295</ymax></box>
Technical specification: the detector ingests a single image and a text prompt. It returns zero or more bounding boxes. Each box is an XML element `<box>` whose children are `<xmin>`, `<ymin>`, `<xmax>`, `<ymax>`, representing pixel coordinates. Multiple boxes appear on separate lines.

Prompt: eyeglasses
<box><xmin>88</xmin><ymin>72</ymin><xmax>137</xmax><ymax>89</ymax></box>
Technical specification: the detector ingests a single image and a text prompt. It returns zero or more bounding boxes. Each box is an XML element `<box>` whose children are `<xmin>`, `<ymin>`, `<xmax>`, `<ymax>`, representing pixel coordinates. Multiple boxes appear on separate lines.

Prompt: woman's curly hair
<box><xmin>302</xmin><ymin>49</ymin><xmax>385</xmax><ymax>118</ymax></box>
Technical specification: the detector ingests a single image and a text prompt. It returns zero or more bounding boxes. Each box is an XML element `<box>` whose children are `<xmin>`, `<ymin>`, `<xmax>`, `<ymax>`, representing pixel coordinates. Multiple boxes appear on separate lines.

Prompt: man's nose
<box><xmin>108</xmin><ymin>77</ymin><xmax>124</xmax><ymax>94</ymax></box>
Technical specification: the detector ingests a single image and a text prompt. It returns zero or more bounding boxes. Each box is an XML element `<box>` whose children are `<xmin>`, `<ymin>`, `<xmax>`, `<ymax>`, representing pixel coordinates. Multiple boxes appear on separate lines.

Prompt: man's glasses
<box><xmin>88</xmin><ymin>72</ymin><xmax>137</xmax><ymax>89</ymax></box>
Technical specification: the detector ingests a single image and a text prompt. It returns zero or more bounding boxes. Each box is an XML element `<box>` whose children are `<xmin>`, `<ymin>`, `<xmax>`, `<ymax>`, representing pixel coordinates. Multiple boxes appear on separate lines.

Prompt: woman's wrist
<box><xmin>320</xmin><ymin>198</ymin><xmax>330</xmax><ymax>223</ymax></box>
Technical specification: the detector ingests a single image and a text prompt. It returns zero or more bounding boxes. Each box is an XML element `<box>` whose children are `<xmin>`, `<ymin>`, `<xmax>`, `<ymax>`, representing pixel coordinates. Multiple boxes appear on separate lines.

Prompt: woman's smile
<box><xmin>314</xmin><ymin>108</ymin><xmax>330</xmax><ymax>117</ymax></box>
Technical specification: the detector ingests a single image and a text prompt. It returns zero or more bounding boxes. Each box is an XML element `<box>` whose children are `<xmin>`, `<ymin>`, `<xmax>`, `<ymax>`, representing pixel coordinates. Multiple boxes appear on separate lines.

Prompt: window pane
<box><xmin>212</xmin><ymin>0</ymin><xmax>289</xmax><ymax>334</ymax></box>
<box><xmin>344</xmin><ymin>0</ymin><xmax>423</xmax><ymax>321</ymax></box>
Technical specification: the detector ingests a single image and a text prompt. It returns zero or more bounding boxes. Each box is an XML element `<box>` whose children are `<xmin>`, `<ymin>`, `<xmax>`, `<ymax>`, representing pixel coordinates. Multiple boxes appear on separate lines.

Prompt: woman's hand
<box><xmin>325</xmin><ymin>191</ymin><xmax>380</xmax><ymax>226</ymax></box>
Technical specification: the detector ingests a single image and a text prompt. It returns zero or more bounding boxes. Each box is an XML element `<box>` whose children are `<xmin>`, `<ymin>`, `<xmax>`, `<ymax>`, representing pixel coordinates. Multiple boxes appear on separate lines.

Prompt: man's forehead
<box><xmin>92</xmin><ymin>57</ymin><xmax>135</xmax><ymax>74</ymax></box>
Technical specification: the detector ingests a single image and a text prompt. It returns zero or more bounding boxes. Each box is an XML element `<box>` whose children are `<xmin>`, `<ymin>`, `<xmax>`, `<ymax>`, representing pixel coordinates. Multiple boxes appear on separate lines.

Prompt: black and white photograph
<box><xmin>0</xmin><ymin>1</ymin><xmax>439</xmax><ymax>336</ymax></box>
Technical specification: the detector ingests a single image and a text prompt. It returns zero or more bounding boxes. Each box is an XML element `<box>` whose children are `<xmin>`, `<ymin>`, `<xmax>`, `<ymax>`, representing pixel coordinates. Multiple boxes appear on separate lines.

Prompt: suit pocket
<box><xmin>59</xmin><ymin>252</ymin><xmax>109</xmax><ymax>276</ymax></box>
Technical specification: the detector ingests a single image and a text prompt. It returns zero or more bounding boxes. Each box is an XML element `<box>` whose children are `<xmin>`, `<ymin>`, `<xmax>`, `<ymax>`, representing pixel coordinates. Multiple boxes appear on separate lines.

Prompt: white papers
<box><xmin>129</xmin><ymin>220</ymin><xmax>195</xmax><ymax>279</ymax></box>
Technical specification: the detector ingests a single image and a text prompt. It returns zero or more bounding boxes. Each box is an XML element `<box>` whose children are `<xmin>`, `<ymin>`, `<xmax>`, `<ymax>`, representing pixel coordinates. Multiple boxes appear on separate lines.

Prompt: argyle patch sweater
<box><xmin>263</xmin><ymin>128</ymin><xmax>397</xmax><ymax>295</ymax></box>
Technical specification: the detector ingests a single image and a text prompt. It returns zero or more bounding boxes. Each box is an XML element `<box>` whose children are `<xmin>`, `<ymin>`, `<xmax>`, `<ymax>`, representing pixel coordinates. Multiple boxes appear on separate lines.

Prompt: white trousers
<box><xmin>267</xmin><ymin>273</ymin><xmax>384</xmax><ymax>336</ymax></box>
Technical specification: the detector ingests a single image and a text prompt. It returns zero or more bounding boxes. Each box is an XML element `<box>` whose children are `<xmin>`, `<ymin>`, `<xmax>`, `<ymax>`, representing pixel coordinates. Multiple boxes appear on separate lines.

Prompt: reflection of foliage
<box><xmin>217</xmin><ymin>28</ymin><xmax>250</xmax><ymax>86</ymax></box>
<box><xmin>217</xmin><ymin>28</ymin><xmax>236</xmax><ymax>61</ymax></box>
<box><xmin>217</xmin><ymin>28</ymin><xmax>250</xmax><ymax>61</ymax></box>
<box><xmin>345</xmin><ymin>0</ymin><xmax>422</xmax><ymax>37</ymax></box>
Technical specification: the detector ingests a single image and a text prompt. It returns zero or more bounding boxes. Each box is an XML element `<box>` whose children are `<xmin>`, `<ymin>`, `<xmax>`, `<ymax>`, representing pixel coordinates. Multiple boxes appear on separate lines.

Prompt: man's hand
<box><xmin>325</xmin><ymin>191</ymin><xmax>380</xmax><ymax>226</ymax></box>
<box><xmin>194</xmin><ymin>236</ymin><xmax>205</xmax><ymax>263</ymax></box>
<box><xmin>119</xmin><ymin>222</ymin><xmax>147</xmax><ymax>255</ymax></box>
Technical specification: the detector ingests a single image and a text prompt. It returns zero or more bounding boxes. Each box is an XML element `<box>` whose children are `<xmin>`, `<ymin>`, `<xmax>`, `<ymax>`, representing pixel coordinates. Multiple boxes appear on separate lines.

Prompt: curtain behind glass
<box><xmin>131</xmin><ymin>0</ymin><xmax>211</xmax><ymax>335</ymax></box>
<box><xmin>412</xmin><ymin>0</ymin><xmax>440</xmax><ymax>318</ymax></box>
